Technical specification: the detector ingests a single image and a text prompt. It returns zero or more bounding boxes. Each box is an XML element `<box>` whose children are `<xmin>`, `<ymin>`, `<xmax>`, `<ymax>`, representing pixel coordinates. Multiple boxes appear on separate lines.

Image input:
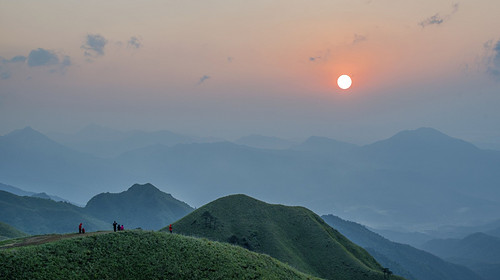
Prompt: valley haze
<box><xmin>1</xmin><ymin>125</ymin><xmax>499</xmax><ymax>234</ymax></box>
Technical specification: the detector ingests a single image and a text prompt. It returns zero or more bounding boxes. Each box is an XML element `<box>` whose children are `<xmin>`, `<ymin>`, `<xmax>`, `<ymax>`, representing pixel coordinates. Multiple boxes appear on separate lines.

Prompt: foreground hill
<box><xmin>322</xmin><ymin>214</ymin><xmax>482</xmax><ymax>280</ymax></box>
<box><xmin>0</xmin><ymin>230</ymin><xmax>318</xmax><ymax>280</ymax></box>
<box><xmin>0</xmin><ymin>191</ymin><xmax>108</xmax><ymax>235</ymax></box>
<box><xmin>0</xmin><ymin>222</ymin><xmax>28</xmax><ymax>241</ymax></box>
<box><xmin>421</xmin><ymin>232</ymin><xmax>500</xmax><ymax>280</ymax></box>
<box><xmin>165</xmin><ymin>194</ymin><xmax>403</xmax><ymax>280</ymax></box>
<box><xmin>85</xmin><ymin>183</ymin><xmax>193</xmax><ymax>230</ymax></box>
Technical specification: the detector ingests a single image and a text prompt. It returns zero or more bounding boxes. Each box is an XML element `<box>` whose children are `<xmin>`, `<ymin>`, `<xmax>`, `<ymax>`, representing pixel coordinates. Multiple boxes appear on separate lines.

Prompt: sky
<box><xmin>1</xmin><ymin>0</ymin><xmax>500</xmax><ymax>146</ymax></box>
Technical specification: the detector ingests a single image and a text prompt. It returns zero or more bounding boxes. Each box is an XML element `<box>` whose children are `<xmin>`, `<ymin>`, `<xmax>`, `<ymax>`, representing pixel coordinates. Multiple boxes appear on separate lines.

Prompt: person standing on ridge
<box><xmin>82</xmin><ymin>227</ymin><xmax>85</xmax><ymax>234</ymax></box>
<box><xmin>121</xmin><ymin>225</ymin><xmax>124</xmax><ymax>231</ymax></box>
<box><xmin>169</xmin><ymin>224</ymin><xmax>172</xmax><ymax>233</ymax></box>
<box><xmin>79</xmin><ymin>223</ymin><xmax>82</xmax><ymax>234</ymax></box>
<box><xmin>113</xmin><ymin>221</ymin><xmax>117</xmax><ymax>232</ymax></box>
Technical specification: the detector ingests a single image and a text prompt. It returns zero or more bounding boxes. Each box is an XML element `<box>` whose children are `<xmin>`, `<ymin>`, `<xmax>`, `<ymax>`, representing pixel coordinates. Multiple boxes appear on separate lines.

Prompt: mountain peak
<box><xmin>127</xmin><ymin>183</ymin><xmax>160</xmax><ymax>193</ymax></box>
<box><xmin>366</xmin><ymin>127</ymin><xmax>478</xmax><ymax>152</ymax></box>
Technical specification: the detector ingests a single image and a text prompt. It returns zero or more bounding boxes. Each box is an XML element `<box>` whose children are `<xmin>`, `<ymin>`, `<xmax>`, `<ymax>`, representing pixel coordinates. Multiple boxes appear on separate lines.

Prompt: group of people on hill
<box><xmin>78</xmin><ymin>223</ymin><xmax>85</xmax><ymax>234</ymax></box>
<box><xmin>113</xmin><ymin>221</ymin><xmax>124</xmax><ymax>232</ymax></box>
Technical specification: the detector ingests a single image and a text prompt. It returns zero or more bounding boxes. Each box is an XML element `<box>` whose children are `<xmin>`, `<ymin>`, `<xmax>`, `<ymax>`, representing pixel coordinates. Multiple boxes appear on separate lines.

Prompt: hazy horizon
<box><xmin>1</xmin><ymin>0</ymin><xmax>500</xmax><ymax>148</ymax></box>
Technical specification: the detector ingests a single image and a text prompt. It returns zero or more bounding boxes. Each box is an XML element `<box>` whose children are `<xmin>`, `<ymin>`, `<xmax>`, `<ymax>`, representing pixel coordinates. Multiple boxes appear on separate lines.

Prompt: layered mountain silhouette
<box><xmin>322</xmin><ymin>214</ymin><xmax>482</xmax><ymax>280</ymax></box>
<box><xmin>0</xmin><ymin>183</ymin><xmax>192</xmax><ymax>234</ymax></box>
<box><xmin>164</xmin><ymin>194</ymin><xmax>403</xmax><ymax>280</ymax></box>
<box><xmin>2</xmin><ymin>126</ymin><xmax>500</xmax><ymax>232</ymax></box>
<box><xmin>85</xmin><ymin>183</ymin><xmax>193</xmax><ymax>230</ymax></box>
<box><xmin>0</xmin><ymin>190</ymin><xmax>108</xmax><ymax>235</ymax></box>
<box><xmin>421</xmin><ymin>232</ymin><xmax>500</xmax><ymax>280</ymax></box>
<box><xmin>49</xmin><ymin>124</ymin><xmax>217</xmax><ymax>158</ymax></box>
<box><xmin>234</xmin><ymin>134</ymin><xmax>297</xmax><ymax>149</ymax></box>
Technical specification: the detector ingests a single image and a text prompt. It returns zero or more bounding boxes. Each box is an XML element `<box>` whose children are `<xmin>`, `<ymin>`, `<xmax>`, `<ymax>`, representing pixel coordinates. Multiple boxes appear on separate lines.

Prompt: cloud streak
<box><xmin>81</xmin><ymin>34</ymin><xmax>108</xmax><ymax>58</ymax></box>
<box><xmin>488</xmin><ymin>40</ymin><xmax>500</xmax><ymax>79</ymax></box>
<box><xmin>419</xmin><ymin>3</ymin><xmax>459</xmax><ymax>28</ymax></box>
<box><xmin>197</xmin><ymin>75</ymin><xmax>211</xmax><ymax>85</ymax></box>
<box><xmin>127</xmin><ymin>36</ymin><xmax>142</xmax><ymax>49</ymax></box>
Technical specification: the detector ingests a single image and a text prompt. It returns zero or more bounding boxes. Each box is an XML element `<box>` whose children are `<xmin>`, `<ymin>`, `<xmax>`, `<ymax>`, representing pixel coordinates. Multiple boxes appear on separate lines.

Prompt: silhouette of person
<box><xmin>117</xmin><ymin>224</ymin><xmax>121</xmax><ymax>231</ymax></box>
<box><xmin>79</xmin><ymin>223</ymin><xmax>82</xmax><ymax>234</ymax></box>
<box><xmin>82</xmin><ymin>227</ymin><xmax>85</xmax><ymax>234</ymax></box>
<box><xmin>169</xmin><ymin>224</ymin><xmax>172</xmax><ymax>234</ymax></box>
<box><xmin>113</xmin><ymin>221</ymin><xmax>117</xmax><ymax>232</ymax></box>
<box><xmin>121</xmin><ymin>225</ymin><xmax>124</xmax><ymax>231</ymax></box>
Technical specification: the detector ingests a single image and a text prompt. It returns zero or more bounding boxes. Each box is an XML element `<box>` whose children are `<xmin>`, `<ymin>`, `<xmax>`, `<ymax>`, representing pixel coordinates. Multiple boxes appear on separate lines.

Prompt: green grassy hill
<box><xmin>84</xmin><ymin>183</ymin><xmax>193</xmax><ymax>230</ymax></box>
<box><xmin>0</xmin><ymin>190</ymin><xmax>108</xmax><ymax>235</ymax></box>
<box><xmin>0</xmin><ymin>221</ymin><xmax>28</xmax><ymax>241</ymax></box>
<box><xmin>0</xmin><ymin>230</ymin><xmax>319</xmax><ymax>280</ymax></box>
<box><xmin>163</xmin><ymin>194</ymin><xmax>403</xmax><ymax>280</ymax></box>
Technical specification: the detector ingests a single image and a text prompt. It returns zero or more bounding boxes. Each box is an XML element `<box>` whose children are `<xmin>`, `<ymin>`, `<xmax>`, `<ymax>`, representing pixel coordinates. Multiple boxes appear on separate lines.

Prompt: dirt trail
<box><xmin>0</xmin><ymin>231</ymin><xmax>112</xmax><ymax>250</ymax></box>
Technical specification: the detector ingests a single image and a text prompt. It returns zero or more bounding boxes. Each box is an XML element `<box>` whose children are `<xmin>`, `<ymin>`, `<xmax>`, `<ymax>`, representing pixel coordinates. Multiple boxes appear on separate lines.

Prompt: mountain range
<box><xmin>0</xmin><ymin>183</ymin><xmax>193</xmax><ymax>234</ymax></box>
<box><xmin>421</xmin><ymin>232</ymin><xmax>500</xmax><ymax>280</ymax></box>
<box><xmin>1</xmin><ymin>126</ymin><xmax>500</xmax><ymax>233</ymax></box>
<box><xmin>321</xmin><ymin>214</ymin><xmax>482</xmax><ymax>280</ymax></box>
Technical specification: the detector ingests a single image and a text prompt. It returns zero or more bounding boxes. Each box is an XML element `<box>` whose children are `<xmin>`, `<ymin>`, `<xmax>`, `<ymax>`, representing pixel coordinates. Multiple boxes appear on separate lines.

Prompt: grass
<box><xmin>0</xmin><ymin>230</ymin><xmax>320</xmax><ymax>280</ymax></box>
<box><xmin>164</xmin><ymin>194</ymin><xmax>405</xmax><ymax>280</ymax></box>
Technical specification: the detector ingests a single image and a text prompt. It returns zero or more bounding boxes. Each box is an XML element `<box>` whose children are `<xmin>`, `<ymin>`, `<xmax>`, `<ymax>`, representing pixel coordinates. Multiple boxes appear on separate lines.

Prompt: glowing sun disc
<box><xmin>337</xmin><ymin>75</ymin><xmax>352</xmax><ymax>90</ymax></box>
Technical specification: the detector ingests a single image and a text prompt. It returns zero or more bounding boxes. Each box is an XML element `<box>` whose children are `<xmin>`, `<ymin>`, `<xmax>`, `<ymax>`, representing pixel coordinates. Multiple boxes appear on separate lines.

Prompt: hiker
<box><xmin>79</xmin><ymin>223</ymin><xmax>82</xmax><ymax>234</ymax></box>
<box><xmin>82</xmin><ymin>227</ymin><xmax>85</xmax><ymax>234</ymax></box>
<box><xmin>121</xmin><ymin>225</ymin><xmax>124</xmax><ymax>231</ymax></box>
<box><xmin>113</xmin><ymin>221</ymin><xmax>117</xmax><ymax>232</ymax></box>
<box><xmin>169</xmin><ymin>224</ymin><xmax>172</xmax><ymax>234</ymax></box>
<box><xmin>117</xmin><ymin>224</ymin><xmax>120</xmax><ymax>231</ymax></box>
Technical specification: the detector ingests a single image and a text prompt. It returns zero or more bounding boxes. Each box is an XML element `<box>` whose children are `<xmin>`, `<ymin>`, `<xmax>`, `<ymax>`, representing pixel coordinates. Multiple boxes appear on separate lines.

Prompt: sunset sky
<box><xmin>1</xmin><ymin>0</ymin><xmax>499</xmax><ymax>145</ymax></box>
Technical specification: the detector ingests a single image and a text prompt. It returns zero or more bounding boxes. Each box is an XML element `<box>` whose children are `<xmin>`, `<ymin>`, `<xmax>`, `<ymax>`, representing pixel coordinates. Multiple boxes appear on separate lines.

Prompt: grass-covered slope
<box><xmin>84</xmin><ymin>183</ymin><xmax>193</xmax><ymax>230</ymax></box>
<box><xmin>0</xmin><ymin>191</ymin><xmax>108</xmax><ymax>235</ymax></box>
<box><xmin>164</xmin><ymin>194</ymin><xmax>402</xmax><ymax>280</ymax></box>
<box><xmin>0</xmin><ymin>230</ymin><xmax>319</xmax><ymax>280</ymax></box>
<box><xmin>0</xmin><ymin>221</ymin><xmax>28</xmax><ymax>241</ymax></box>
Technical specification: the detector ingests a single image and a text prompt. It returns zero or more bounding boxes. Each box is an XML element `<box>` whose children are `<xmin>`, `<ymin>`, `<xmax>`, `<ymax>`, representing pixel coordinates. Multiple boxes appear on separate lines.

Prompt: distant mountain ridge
<box><xmin>2</xmin><ymin>126</ymin><xmax>500</xmax><ymax>232</ymax></box>
<box><xmin>322</xmin><ymin>214</ymin><xmax>482</xmax><ymax>280</ymax></box>
<box><xmin>166</xmin><ymin>194</ymin><xmax>403</xmax><ymax>280</ymax></box>
<box><xmin>421</xmin><ymin>232</ymin><xmax>500</xmax><ymax>280</ymax></box>
<box><xmin>0</xmin><ymin>183</ymin><xmax>192</xmax><ymax>234</ymax></box>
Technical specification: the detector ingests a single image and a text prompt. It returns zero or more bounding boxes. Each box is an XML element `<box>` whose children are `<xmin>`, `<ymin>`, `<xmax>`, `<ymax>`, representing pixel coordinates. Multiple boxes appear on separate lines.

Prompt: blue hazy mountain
<box><xmin>291</xmin><ymin>136</ymin><xmax>358</xmax><ymax>156</ymax></box>
<box><xmin>49</xmin><ymin>124</ymin><xmax>219</xmax><ymax>158</ymax></box>
<box><xmin>2</xmin><ymin>126</ymin><xmax>500</xmax><ymax>233</ymax></box>
<box><xmin>0</xmin><ymin>182</ymin><xmax>76</xmax><ymax>205</ymax></box>
<box><xmin>84</xmin><ymin>183</ymin><xmax>193</xmax><ymax>230</ymax></box>
<box><xmin>0</xmin><ymin>127</ymin><xmax>137</xmax><ymax>203</ymax></box>
<box><xmin>322</xmin><ymin>214</ymin><xmax>482</xmax><ymax>280</ymax></box>
<box><xmin>0</xmin><ymin>183</ymin><xmax>193</xmax><ymax>234</ymax></box>
<box><xmin>421</xmin><ymin>233</ymin><xmax>500</xmax><ymax>280</ymax></box>
<box><xmin>234</xmin><ymin>134</ymin><xmax>298</xmax><ymax>150</ymax></box>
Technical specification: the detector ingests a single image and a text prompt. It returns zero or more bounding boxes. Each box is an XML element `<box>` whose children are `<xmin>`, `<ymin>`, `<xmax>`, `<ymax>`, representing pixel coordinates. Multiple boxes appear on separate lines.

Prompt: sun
<box><xmin>337</xmin><ymin>75</ymin><xmax>352</xmax><ymax>90</ymax></box>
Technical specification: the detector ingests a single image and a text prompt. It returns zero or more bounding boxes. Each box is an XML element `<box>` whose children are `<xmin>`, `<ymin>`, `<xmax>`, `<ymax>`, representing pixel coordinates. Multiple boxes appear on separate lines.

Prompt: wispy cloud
<box><xmin>309</xmin><ymin>49</ymin><xmax>331</xmax><ymax>63</ymax></box>
<box><xmin>0</xmin><ymin>49</ymin><xmax>71</xmax><ymax>79</ymax></box>
<box><xmin>127</xmin><ymin>36</ymin><xmax>142</xmax><ymax>49</ymax></box>
<box><xmin>197</xmin><ymin>75</ymin><xmax>211</xmax><ymax>85</ymax></box>
<box><xmin>487</xmin><ymin>40</ymin><xmax>500</xmax><ymax>79</ymax></box>
<box><xmin>419</xmin><ymin>3</ymin><xmax>459</xmax><ymax>28</ymax></box>
<box><xmin>353</xmin><ymin>34</ymin><xmax>367</xmax><ymax>45</ymax></box>
<box><xmin>81</xmin><ymin>34</ymin><xmax>108</xmax><ymax>58</ymax></box>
